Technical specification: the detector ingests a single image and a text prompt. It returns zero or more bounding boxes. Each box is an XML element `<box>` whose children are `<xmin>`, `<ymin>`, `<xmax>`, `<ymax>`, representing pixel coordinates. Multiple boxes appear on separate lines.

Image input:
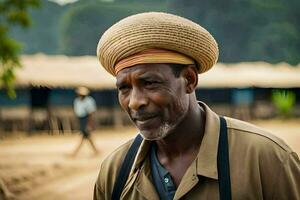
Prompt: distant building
<box><xmin>1</xmin><ymin>55</ymin><xmax>299</xmax><ymax>132</ymax></box>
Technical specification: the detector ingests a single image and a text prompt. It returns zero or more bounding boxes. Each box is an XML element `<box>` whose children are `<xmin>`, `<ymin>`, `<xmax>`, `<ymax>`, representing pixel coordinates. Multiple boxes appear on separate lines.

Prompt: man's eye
<box><xmin>118</xmin><ymin>85</ymin><xmax>130</xmax><ymax>91</ymax></box>
<box><xmin>144</xmin><ymin>81</ymin><xmax>153</xmax><ymax>85</ymax></box>
<box><xmin>144</xmin><ymin>80</ymin><xmax>159</xmax><ymax>86</ymax></box>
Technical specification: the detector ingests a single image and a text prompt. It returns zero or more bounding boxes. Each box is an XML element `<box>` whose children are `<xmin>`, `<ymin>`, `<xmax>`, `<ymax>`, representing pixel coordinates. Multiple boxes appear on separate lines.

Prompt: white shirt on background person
<box><xmin>73</xmin><ymin>96</ymin><xmax>96</xmax><ymax>117</ymax></box>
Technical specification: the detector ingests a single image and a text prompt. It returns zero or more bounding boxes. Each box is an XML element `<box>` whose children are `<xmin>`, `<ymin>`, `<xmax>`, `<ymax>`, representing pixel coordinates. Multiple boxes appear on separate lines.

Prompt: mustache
<box><xmin>130</xmin><ymin>110</ymin><xmax>159</xmax><ymax>120</ymax></box>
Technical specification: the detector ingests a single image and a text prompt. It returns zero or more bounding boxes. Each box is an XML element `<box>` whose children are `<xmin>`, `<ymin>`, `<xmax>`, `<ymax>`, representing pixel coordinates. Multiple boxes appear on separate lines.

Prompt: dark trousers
<box><xmin>79</xmin><ymin>116</ymin><xmax>90</xmax><ymax>138</ymax></box>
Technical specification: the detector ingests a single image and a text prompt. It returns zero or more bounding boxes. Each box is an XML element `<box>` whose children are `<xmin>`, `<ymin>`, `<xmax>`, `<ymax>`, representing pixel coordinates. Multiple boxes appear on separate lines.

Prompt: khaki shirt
<box><xmin>94</xmin><ymin>102</ymin><xmax>300</xmax><ymax>200</ymax></box>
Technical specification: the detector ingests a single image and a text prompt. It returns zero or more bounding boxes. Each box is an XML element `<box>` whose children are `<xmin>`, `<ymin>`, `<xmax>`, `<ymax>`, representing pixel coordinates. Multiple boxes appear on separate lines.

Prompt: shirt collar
<box><xmin>196</xmin><ymin>101</ymin><xmax>220</xmax><ymax>179</ymax></box>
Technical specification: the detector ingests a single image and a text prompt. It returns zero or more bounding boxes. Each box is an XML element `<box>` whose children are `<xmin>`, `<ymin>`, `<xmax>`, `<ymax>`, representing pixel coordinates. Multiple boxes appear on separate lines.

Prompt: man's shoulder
<box><xmin>95</xmin><ymin>138</ymin><xmax>135</xmax><ymax>194</ymax></box>
<box><xmin>101</xmin><ymin>138</ymin><xmax>135</xmax><ymax>169</ymax></box>
<box><xmin>225</xmin><ymin>117</ymin><xmax>293</xmax><ymax>155</ymax></box>
<box><xmin>74</xmin><ymin>97</ymin><xmax>80</xmax><ymax>103</ymax></box>
<box><xmin>85</xmin><ymin>96</ymin><xmax>96</xmax><ymax>103</ymax></box>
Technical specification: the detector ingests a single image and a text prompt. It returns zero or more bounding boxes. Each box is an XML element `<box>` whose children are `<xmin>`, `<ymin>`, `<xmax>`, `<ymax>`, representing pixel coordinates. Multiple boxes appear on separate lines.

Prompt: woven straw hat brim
<box><xmin>97</xmin><ymin>12</ymin><xmax>219</xmax><ymax>76</ymax></box>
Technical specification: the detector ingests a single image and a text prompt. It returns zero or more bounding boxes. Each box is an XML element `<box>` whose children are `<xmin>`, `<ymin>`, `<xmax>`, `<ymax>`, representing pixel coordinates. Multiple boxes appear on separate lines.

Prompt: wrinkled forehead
<box><xmin>116</xmin><ymin>63</ymin><xmax>173</xmax><ymax>82</ymax></box>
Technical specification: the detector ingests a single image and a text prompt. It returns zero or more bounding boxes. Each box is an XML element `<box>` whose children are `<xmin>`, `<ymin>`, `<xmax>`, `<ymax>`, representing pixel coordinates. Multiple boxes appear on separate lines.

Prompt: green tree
<box><xmin>0</xmin><ymin>0</ymin><xmax>40</xmax><ymax>98</ymax></box>
<box><xmin>168</xmin><ymin>0</ymin><xmax>300</xmax><ymax>65</ymax></box>
<box><xmin>59</xmin><ymin>0</ymin><xmax>167</xmax><ymax>55</ymax></box>
<box><xmin>10</xmin><ymin>0</ymin><xmax>68</xmax><ymax>55</ymax></box>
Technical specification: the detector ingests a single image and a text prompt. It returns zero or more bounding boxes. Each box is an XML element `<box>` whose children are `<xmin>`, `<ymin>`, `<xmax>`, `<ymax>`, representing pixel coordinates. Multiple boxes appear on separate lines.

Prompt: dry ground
<box><xmin>0</xmin><ymin>120</ymin><xmax>299</xmax><ymax>200</ymax></box>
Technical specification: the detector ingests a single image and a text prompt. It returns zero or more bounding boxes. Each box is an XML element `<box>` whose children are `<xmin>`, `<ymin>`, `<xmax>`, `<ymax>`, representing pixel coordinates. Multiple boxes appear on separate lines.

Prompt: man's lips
<box><xmin>130</xmin><ymin>113</ymin><xmax>160</xmax><ymax>127</ymax></box>
<box><xmin>133</xmin><ymin>114</ymin><xmax>157</xmax><ymax>121</ymax></box>
<box><xmin>135</xmin><ymin>116</ymin><xmax>159</xmax><ymax>128</ymax></box>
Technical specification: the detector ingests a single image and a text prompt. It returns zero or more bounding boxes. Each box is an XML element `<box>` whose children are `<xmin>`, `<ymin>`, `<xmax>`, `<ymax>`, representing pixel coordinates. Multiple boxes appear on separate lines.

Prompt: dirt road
<box><xmin>0</xmin><ymin>128</ymin><xmax>136</xmax><ymax>200</ymax></box>
<box><xmin>19</xmin><ymin>170</ymin><xmax>98</xmax><ymax>200</ymax></box>
<box><xmin>0</xmin><ymin>120</ymin><xmax>299</xmax><ymax>200</ymax></box>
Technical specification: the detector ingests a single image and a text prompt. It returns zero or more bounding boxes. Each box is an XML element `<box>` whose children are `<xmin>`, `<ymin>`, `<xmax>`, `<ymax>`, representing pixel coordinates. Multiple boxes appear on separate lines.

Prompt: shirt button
<box><xmin>164</xmin><ymin>178</ymin><xmax>169</xmax><ymax>183</ymax></box>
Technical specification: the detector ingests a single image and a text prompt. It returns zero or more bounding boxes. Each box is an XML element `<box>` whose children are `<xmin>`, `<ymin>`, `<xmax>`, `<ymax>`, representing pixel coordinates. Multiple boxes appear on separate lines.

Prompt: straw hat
<box><xmin>76</xmin><ymin>86</ymin><xmax>89</xmax><ymax>96</ymax></box>
<box><xmin>97</xmin><ymin>12</ymin><xmax>219</xmax><ymax>76</ymax></box>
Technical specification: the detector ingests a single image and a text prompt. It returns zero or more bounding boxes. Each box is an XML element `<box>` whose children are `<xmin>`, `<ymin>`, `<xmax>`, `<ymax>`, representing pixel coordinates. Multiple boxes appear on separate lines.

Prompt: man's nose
<box><xmin>128</xmin><ymin>87</ymin><xmax>148</xmax><ymax>110</ymax></box>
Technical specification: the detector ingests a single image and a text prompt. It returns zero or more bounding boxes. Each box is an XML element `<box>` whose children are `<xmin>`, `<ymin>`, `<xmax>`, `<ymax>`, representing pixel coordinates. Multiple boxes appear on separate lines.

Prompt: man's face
<box><xmin>116</xmin><ymin>64</ymin><xmax>189</xmax><ymax>140</ymax></box>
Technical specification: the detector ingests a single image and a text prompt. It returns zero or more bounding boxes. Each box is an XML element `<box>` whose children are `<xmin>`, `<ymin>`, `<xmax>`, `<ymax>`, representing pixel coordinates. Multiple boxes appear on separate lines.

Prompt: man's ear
<box><xmin>181</xmin><ymin>64</ymin><xmax>198</xmax><ymax>94</ymax></box>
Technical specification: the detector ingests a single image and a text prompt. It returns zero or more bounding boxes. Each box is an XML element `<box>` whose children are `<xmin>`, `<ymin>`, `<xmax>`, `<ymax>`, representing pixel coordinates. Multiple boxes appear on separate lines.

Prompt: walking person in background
<box><xmin>72</xmin><ymin>86</ymin><xmax>99</xmax><ymax>157</ymax></box>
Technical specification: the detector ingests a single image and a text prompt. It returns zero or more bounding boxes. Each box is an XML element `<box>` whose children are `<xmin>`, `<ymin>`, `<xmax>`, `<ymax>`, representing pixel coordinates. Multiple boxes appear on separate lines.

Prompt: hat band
<box><xmin>115</xmin><ymin>49</ymin><xmax>195</xmax><ymax>74</ymax></box>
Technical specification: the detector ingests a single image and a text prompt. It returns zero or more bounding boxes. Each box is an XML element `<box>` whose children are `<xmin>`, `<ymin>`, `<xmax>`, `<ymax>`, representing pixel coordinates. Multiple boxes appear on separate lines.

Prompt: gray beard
<box><xmin>139</xmin><ymin>97</ymin><xmax>189</xmax><ymax>141</ymax></box>
<box><xmin>140</xmin><ymin>112</ymin><xmax>185</xmax><ymax>141</ymax></box>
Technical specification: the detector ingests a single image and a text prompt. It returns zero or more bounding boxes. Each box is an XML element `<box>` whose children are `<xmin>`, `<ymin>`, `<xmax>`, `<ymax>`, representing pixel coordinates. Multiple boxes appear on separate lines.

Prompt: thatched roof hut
<box><xmin>199</xmin><ymin>62</ymin><xmax>300</xmax><ymax>88</ymax></box>
<box><xmin>16</xmin><ymin>54</ymin><xmax>114</xmax><ymax>89</ymax></box>
<box><xmin>2</xmin><ymin>55</ymin><xmax>299</xmax><ymax>132</ymax></box>
<box><xmin>15</xmin><ymin>54</ymin><xmax>300</xmax><ymax>89</ymax></box>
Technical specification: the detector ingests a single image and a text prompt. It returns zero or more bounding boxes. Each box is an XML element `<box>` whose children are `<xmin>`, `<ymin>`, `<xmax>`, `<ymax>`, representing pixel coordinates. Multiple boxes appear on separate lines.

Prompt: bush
<box><xmin>272</xmin><ymin>90</ymin><xmax>296</xmax><ymax>118</ymax></box>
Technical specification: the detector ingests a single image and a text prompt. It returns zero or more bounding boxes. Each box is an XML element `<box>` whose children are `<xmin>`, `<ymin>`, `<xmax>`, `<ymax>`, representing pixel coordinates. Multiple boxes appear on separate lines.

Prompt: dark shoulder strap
<box><xmin>217</xmin><ymin>116</ymin><xmax>232</xmax><ymax>200</ymax></box>
<box><xmin>111</xmin><ymin>134</ymin><xmax>143</xmax><ymax>200</ymax></box>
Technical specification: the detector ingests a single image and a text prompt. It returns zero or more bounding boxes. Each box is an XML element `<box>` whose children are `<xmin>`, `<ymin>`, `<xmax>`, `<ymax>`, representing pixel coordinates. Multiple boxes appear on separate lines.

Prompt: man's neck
<box><xmin>79</xmin><ymin>96</ymin><xmax>86</xmax><ymax>100</ymax></box>
<box><xmin>155</xmin><ymin>101</ymin><xmax>205</xmax><ymax>161</ymax></box>
<box><xmin>153</xmin><ymin>101</ymin><xmax>205</xmax><ymax>187</ymax></box>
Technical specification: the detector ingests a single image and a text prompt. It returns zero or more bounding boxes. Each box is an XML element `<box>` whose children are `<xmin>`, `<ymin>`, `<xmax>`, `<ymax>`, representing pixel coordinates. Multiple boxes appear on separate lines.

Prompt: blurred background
<box><xmin>0</xmin><ymin>0</ymin><xmax>299</xmax><ymax>199</ymax></box>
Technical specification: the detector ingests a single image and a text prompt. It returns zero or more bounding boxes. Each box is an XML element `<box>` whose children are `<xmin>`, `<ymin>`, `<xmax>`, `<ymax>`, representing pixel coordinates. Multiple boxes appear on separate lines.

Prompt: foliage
<box><xmin>59</xmin><ymin>0</ymin><xmax>167</xmax><ymax>55</ymax></box>
<box><xmin>3</xmin><ymin>0</ymin><xmax>300</xmax><ymax>65</ymax></box>
<box><xmin>168</xmin><ymin>0</ymin><xmax>300</xmax><ymax>65</ymax></box>
<box><xmin>272</xmin><ymin>90</ymin><xmax>296</xmax><ymax>118</ymax></box>
<box><xmin>0</xmin><ymin>0</ymin><xmax>40</xmax><ymax>98</ymax></box>
<box><xmin>10</xmin><ymin>0</ymin><xmax>68</xmax><ymax>55</ymax></box>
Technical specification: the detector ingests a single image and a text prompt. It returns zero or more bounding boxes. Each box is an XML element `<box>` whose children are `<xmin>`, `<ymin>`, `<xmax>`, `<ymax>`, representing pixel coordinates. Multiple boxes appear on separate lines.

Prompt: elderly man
<box><xmin>94</xmin><ymin>12</ymin><xmax>300</xmax><ymax>200</ymax></box>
